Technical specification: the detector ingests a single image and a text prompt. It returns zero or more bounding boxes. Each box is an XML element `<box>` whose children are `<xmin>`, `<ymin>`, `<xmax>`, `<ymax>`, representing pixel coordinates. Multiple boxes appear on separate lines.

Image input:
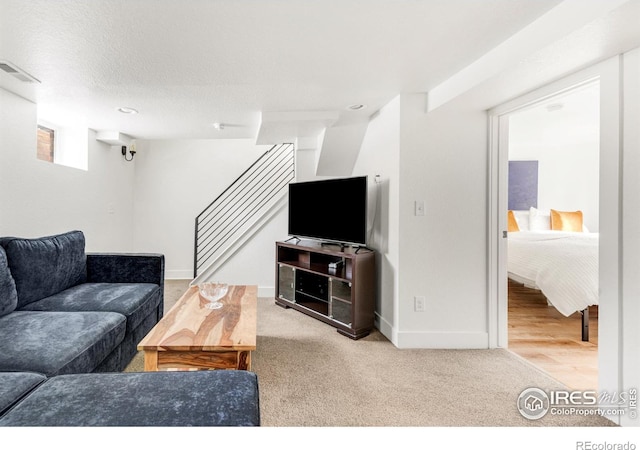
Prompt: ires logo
<box><xmin>517</xmin><ymin>388</ymin><xmax>550</xmax><ymax>420</ymax></box>
<box><xmin>517</xmin><ymin>388</ymin><xmax>638</xmax><ymax>420</ymax></box>
<box><xmin>549</xmin><ymin>390</ymin><xmax>598</xmax><ymax>406</ymax></box>
<box><xmin>599</xmin><ymin>389</ymin><xmax>637</xmax><ymax>407</ymax></box>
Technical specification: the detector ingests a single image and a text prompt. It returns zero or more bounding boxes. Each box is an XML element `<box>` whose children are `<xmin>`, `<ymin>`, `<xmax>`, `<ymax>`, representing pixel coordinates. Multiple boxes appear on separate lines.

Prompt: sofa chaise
<box><xmin>0</xmin><ymin>370</ymin><xmax>260</xmax><ymax>426</ymax></box>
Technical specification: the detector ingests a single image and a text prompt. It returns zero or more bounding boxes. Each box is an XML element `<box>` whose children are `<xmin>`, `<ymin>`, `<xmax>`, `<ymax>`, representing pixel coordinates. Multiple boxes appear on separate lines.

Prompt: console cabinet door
<box><xmin>330</xmin><ymin>279</ymin><xmax>352</xmax><ymax>325</ymax></box>
<box><xmin>278</xmin><ymin>264</ymin><xmax>295</xmax><ymax>302</ymax></box>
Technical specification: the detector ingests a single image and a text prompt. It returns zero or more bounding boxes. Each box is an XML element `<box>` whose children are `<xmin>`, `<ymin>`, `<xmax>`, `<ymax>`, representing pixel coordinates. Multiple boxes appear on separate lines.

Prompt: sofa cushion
<box><xmin>0</xmin><ymin>311</ymin><xmax>126</xmax><ymax>376</ymax></box>
<box><xmin>20</xmin><ymin>283</ymin><xmax>162</xmax><ymax>332</ymax></box>
<box><xmin>2</xmin><ymin>231</ymin><xmax>87</xmax><ymax>308</ymax></box>
<box><xmin>0</xmin><ymin>371</ymin><xmax>261</xmax><ymax>426</ymax></box>
<box><xmin>0</xmin><ymin>372</ymin><xmax>47</xmax><ymax>417</ymax></box>
<box><xmin>0</xmin><ymin>247</ymin><xmax>18</xmax><ymax>318</ymax></box>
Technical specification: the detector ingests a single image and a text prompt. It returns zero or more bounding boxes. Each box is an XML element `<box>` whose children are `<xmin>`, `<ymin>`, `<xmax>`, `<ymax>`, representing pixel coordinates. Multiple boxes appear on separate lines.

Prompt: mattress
<box><xmin>507</xmin><ymin>230</ymin><xmax>598</xmax><ymax>316</ymax></box>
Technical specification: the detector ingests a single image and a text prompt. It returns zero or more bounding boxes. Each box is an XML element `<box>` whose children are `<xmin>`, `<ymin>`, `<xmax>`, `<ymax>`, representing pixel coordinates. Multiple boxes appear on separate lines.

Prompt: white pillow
<box><xmin>529</xmin><ymin>207</ymin><xmax>551</xmax><ymax>231</ymax></box>
<box><xmin>512</xmin><ymin>210</ymin><xmax>530</xmax><ymax>231</ymax></box>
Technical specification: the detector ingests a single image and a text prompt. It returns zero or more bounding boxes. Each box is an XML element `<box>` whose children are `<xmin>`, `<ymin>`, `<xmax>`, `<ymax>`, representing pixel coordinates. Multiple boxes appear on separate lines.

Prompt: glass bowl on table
<box><xmin>198</xmin><ymin>282</ymin><xmax>229</xmax><ymax>310</ymax></box>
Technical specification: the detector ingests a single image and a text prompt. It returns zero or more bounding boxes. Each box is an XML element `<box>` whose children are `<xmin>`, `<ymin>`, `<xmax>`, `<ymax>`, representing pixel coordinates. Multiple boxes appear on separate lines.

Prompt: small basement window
<box><xmin>36</xmin><ymin>124</ymin><xmax>55</xmax><ymax>163</ymax></box>
<box><xmin>34</xmin><ymin>114</ymin><xmax>88</xmax><ymax>171</ymax></box>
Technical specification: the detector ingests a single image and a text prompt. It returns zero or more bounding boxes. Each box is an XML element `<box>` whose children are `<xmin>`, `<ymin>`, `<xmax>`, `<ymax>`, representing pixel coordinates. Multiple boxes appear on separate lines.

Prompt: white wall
<box><xmin>508</xmin><ymin>83</ymin><xmax>600</xmax><ymax>231</ymax></box>
<box><xmin>620</xmin><ymin>47</ymin><xmax>640</xmax><ymax>427</ymax></box>
<box><xmin>348</xmin><ymin>92</ymin><xmax>490</xmax><ymax>349</ymax></box>
<box><xmin>132</xmin><ymin>139</ymin><xmax>275</xmax><ymax>280</ymax></box>
<box><xmin>208</xmin><ymin>207</ymin><xmax>287</xmax><ymax>295</ymax></box>
<box><xmin>333</xmin><ymin>91</ymin><xmax>491</xmax><ymax>349</ymax></box>
<box><xmin>0</xmin><ymin>88</ymin><xmax>135</xmax><ymax>251</ymax></box>
<box><xmin>351</xmin><ymin>96</ymin><xmax>401</xmax><ymax>340</ymax></box>
<box><xmin>396</xmin><ymin>93</ymin><xmax>489</xmax><ymax>348</ymax></box>
<box><xmin>53</xmin><ymin>125</ymin><xmax>89</xmax><ymax>171</ymax></box>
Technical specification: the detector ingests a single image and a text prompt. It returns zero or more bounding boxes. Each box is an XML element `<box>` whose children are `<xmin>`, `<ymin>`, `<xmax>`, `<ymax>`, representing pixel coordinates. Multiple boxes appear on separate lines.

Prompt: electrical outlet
<box><xmin>414</xmin><ymin>296</ymin><xmax>426</xmax><ymax>312</ymax></box>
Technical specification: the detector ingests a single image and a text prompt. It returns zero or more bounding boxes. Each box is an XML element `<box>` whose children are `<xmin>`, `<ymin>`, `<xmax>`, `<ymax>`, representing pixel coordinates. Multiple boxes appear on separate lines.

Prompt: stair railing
<box><xmin>193</xmin><ymin>143</ymin><xmax>295</xmax><ymax>277</ymax></box>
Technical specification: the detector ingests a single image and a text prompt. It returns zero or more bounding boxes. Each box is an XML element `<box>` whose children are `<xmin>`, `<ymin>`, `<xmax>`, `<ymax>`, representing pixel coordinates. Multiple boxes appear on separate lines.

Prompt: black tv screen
<box><xmin>288</xmin><ymin>176</ymin><xmax>367</xmax><ymax>246</ymax></box>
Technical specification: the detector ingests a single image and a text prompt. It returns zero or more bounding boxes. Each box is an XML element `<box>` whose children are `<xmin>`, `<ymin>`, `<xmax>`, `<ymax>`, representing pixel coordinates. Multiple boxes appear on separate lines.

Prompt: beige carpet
<box><xmin>126</xmin><ymin>280</ymin><xmax>615</xmax><ymax>427</ymax></box>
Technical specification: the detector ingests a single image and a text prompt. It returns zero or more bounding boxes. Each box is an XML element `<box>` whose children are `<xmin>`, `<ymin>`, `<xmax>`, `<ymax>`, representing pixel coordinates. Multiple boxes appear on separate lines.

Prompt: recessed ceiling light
<box><xmin>347</xmin><ymin>104</ymin><xmax>366</xmax><ymax>111</ymax></box>
<box><xmin>117</xmin><ymin>107</ymin><xmax>139</xmax><ymax>114</ymax></box>
<box><xmin>212</xmin><ymin>122</ymin><xmax>225</xmax><ymax>130</ymax></box>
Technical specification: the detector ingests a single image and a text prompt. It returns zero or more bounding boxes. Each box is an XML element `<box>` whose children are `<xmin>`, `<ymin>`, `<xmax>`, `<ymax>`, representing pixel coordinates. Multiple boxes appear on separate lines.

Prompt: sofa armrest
<box><xmin>86</xmin><ymin>253</ymin><xmax>165</xmax><ymax>287</ymax></box>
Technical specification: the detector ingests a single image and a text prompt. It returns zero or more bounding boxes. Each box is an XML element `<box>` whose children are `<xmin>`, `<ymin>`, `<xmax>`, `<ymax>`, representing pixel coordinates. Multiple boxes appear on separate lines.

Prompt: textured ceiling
<box><xmin>0</xmin><ymin>0</ymin><xmax>566</xmax><ymax>141</ymax></box>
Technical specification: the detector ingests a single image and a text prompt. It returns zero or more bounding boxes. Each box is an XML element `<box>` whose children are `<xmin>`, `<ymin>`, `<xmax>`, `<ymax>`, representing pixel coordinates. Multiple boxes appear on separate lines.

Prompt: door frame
<box><xmin>486</xmin><ymin>57</ymin><xmax>622</xmax><ymax>423</ymax></box>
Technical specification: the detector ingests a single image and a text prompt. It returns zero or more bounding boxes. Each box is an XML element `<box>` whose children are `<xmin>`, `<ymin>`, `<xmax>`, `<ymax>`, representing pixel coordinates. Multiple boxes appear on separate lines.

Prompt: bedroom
<box><xmin>505</xmin><ymin>81</ymin><xmax>600</xmax><ymax>391</ymax></box>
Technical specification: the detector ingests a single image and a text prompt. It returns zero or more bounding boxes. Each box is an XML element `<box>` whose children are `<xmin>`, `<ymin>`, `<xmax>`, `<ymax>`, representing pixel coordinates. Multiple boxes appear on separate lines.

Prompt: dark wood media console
<box><xmin>274</xmin><ymin>240</ymin><xmax>376</xmax><ymax>339</ymax></box>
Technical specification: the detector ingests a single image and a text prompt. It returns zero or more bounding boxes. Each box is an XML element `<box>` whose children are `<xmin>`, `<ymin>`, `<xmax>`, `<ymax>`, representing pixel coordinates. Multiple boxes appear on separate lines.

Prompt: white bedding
<box><xmin>507</xmin><ymin>230</ymin><xmax>598</xmax><ymax>316</ymax></box>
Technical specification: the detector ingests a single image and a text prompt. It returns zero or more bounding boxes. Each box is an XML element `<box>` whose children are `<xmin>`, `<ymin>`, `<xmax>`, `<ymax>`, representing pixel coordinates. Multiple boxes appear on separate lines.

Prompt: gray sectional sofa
<box><xmin>0</xmin><ymin>230</ymin><xmax>164</xmax><ymax>375</ymax></box>
<box><xmin>0</xmin><ymin>230</ymin><xmax>260</xmax><ymax>426</ymax></box>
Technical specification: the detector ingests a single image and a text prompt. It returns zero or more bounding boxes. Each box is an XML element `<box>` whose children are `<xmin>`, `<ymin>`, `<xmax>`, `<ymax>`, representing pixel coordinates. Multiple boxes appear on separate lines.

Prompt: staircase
<box><xmin>192</xmin><ymin>143</ymin><xmax>295</xmax><ymax>281</ymax></box>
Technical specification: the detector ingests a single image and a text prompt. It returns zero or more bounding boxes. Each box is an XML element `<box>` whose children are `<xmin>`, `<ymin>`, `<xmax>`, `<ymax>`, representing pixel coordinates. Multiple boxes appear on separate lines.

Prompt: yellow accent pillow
<box><xmin>550</xmin><ymin>209</ymin><xmax>583</xmax><ymax>232</ymax></box>
<box><xmin>507</xmin><ymin>210</ymin><xmax>520</xmax><ymax>232</ymax></box>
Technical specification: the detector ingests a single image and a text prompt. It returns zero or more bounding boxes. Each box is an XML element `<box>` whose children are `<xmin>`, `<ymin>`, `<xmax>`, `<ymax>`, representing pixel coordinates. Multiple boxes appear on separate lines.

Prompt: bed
<box><xmin>507</xmin><ymin>208</ymin><xmax>598</xmax><ymax>341</ymax></box>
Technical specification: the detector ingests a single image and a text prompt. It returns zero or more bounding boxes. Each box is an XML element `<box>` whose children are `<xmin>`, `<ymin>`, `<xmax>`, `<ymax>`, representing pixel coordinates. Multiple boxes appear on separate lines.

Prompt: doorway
<box><xmin>488</xmin><ymin>51</ymin><xmax>637</xmax><ymax>427</ymax></box>
<box><xmin>503</xmin><ymin>82</ymin><xmax>600</xmax><ymax>391</ymax></box>
<box><xmin>487</xmin><ymin>57</ymin><xmax>624</xmax><ymax>396</ymax></box>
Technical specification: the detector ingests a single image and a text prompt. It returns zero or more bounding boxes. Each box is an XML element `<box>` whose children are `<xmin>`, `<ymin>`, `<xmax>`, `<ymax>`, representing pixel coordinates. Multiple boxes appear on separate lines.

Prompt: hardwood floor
<box><xmin>507</xmin><ymin>279</ymin><xmax>598</xmax><ymax>391</ymax></box>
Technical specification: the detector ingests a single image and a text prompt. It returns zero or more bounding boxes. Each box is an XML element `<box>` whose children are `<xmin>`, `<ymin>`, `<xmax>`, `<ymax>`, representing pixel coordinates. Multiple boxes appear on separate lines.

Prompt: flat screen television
<box><xmin>288</xmin><ymin>176</ymin><xmax>368</xmax><ymax>246</ymax></box>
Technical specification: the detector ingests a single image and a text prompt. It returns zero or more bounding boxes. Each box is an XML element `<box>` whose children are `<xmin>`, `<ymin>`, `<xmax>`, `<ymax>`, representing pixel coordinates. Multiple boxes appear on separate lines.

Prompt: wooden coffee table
<box><xmin>137</xmin><ymin>284</ymin><xmax>257</xmax><ymax>371</ymax></box>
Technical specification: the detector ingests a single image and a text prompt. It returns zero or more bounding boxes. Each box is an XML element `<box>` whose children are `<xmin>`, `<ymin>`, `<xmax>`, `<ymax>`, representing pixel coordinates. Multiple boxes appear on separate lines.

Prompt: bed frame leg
<box><xmin>581</xmin><ymin>308</ymin><xmax>589</xmax><ymax>342</ymax></box>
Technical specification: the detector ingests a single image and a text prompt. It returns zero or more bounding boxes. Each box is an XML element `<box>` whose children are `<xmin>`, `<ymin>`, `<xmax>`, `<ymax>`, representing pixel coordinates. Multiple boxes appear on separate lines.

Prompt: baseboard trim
<box><xmin>395</xmin><ymin>331</ymin><xmax>489</xmax><ymax>349</ymax></box>
<box><xmin>258</xmin><ymin>286</ymin><xmax>275</xmax><ymax>298</ymax></box>
<box><xmin>374</xmin><ymin>312</ymin><xmax>394</xmax><ymax>344</ymax></box>
<box><xmin>165</xmin><ymin>270</ymin><xmax>194</xmax><ymax>280</ymax></box>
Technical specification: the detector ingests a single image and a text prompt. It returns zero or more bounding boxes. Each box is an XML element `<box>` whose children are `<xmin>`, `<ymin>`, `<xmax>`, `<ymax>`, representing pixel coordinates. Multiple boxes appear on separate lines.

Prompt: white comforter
<box><xmin>507</xmin><ymin>231</ymin><xmax>598</xmax><ymax>316</ymax></box>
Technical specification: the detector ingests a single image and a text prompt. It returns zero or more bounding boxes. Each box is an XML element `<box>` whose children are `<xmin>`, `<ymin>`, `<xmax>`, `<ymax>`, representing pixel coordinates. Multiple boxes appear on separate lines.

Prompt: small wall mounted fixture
<box><xmin>121</xmin><ymin>144</ymin><xmax>136</xmax><ymax>161</ymax></box>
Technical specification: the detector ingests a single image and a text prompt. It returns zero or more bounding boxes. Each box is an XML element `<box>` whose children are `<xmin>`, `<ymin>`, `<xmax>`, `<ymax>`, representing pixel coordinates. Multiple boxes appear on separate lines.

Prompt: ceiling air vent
<box><xmin>0</xmin><ymin>60</ymin><xmax>40</xmax><ymax>83</ymax></box>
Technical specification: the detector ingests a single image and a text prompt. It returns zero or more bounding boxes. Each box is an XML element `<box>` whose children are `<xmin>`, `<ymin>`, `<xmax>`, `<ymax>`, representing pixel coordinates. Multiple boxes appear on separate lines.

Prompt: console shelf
<box><xmin>275</xmin><ymin>240</ymin><xmax>376</xmax><ymax>339</ymax></box>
